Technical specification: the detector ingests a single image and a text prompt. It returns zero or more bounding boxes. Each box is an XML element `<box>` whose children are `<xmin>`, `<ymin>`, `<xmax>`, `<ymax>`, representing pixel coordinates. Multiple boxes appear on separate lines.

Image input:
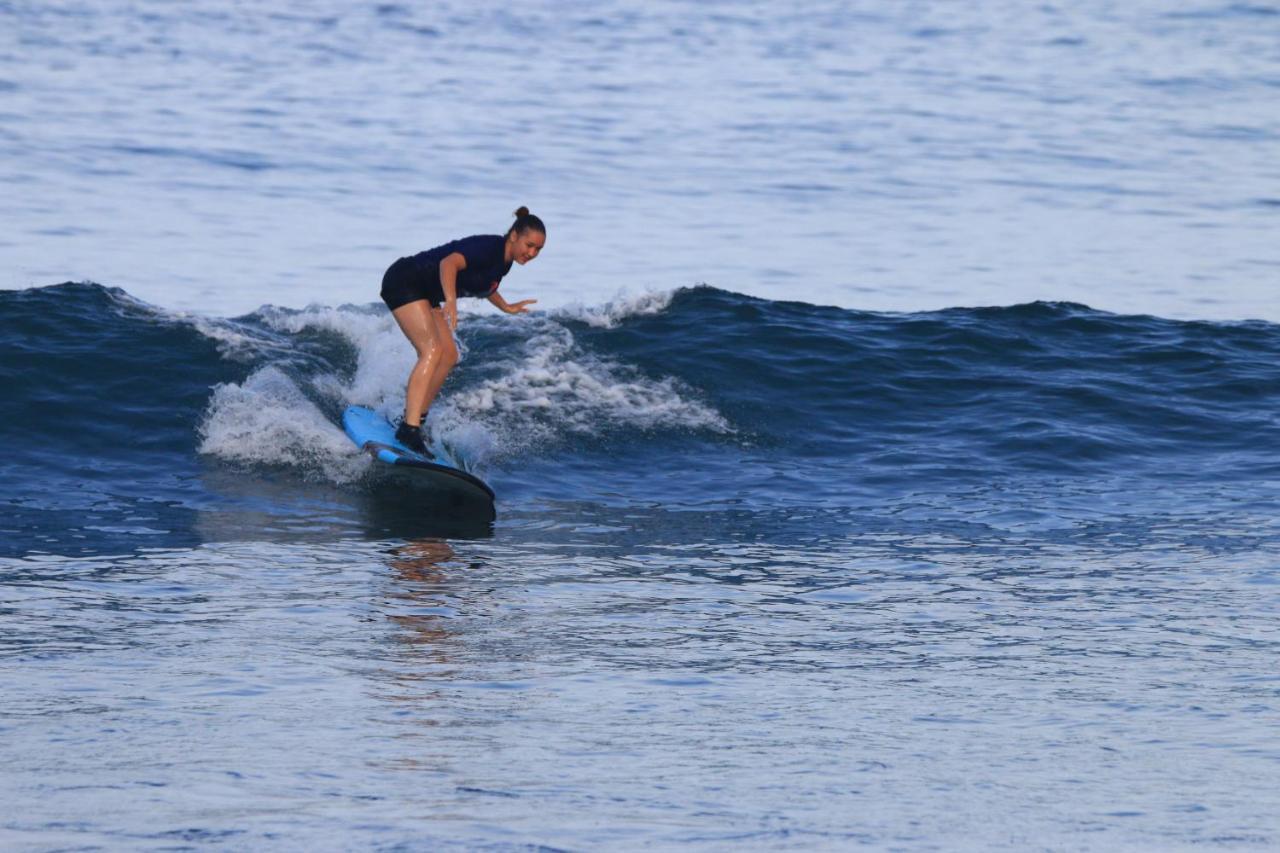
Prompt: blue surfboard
<box><xmin>342</xmin><ymin>405</ymin><xmax>496</xmax><ymax>515</ymax></box>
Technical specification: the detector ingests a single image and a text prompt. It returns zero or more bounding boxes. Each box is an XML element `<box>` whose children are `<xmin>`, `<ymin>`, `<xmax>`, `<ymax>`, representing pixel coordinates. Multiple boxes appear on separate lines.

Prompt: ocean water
<box><xmin>3</xmin><ymin>2</ymin><xmax>1280</xmax><ymax>851</ymax></box>
<box><xmin>3</xmin><ymin>0</ymin><xmax>1279</xmax><ymax>319</ymax></box>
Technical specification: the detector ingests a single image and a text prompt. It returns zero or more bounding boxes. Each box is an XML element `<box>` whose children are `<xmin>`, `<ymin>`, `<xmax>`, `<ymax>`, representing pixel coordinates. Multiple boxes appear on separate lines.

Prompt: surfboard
<box><xmin>342</xmin><ymin>405</ymin><xmax>495</xmax><ymax>517</ymax></box>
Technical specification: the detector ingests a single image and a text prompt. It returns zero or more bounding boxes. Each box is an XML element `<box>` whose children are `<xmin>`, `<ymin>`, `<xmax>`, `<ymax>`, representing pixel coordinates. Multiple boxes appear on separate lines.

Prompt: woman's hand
<box><xmin>438</xmin><ymin>253</ymin><xmax>464</xmax><ymax>330</ymax></box>
<box><xmin>505</xmin><ymin>299</ymin><xmax>538</xmax><ymax>315</ymax></box>
<box><xmin>488</xmin><ymin>292</ymin><xmax>537</xmax><ymax>315</ymax></box>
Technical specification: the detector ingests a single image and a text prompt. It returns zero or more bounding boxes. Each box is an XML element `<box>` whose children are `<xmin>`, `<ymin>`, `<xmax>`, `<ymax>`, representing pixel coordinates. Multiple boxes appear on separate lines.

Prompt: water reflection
<box><xmin>388</xmin><ymin>538</ymin><xmax>456</xmax><ymax>583</ymax></box>
<box><xmin>374</xmin><ymin>538</ymin><xmax>461</xmax><ymax>662</ymax></box>
<box><xmin>192</xmin><ymin>467</ymin><xmax>495</xmax><ymax>548</ymax></box>
<box><xmin>6</xmin><ymin>500</ymin><xmax>1280</xmax><ymax>849</ymax></box>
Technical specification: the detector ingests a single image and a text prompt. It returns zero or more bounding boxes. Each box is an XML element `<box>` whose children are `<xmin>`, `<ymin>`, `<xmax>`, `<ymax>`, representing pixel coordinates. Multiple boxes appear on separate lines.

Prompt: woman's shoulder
<box><xmin>455</xmin><ymin>233</ymin><xmax>504</xmax><ymax>250</ymax></box>
<box><xmin>451</xmin><ymin>234</ymin><xmax>505</xmax><ymax>262</ymax></box>
<box><xmin>414</xmin><ymin>234</ymin><xmax>503</xmax><ymax>267</ymax></box>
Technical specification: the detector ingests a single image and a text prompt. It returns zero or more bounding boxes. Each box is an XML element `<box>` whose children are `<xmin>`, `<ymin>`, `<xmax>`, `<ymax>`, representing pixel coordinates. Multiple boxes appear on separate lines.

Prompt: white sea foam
<box><xmin>198</xmin><ymin>365</ymin><xmax>368</xmax><ymax>483</ymax></box>
<box><xmin>194</xmin><ymin>317</ymin><xmax>294</xmax><ymax>362</ymax></box>
<box><xmin>553</xmin><ymin>288</ymin><xmax>678</xmax><ymax>329</ymax></box>
<box><xmin>197</xmin><ymin>299</ymin><xmax>729</xmax><ymax>481</ymax></box>
<box><xmin>444</xmin><ymin>318</ymin><xmax>731</xmax><ymax>445</ymax></box>
<box><xmin>257</xmin><ymin>304</ymin><xmax>411</xmax><ymax>412</ymax></box>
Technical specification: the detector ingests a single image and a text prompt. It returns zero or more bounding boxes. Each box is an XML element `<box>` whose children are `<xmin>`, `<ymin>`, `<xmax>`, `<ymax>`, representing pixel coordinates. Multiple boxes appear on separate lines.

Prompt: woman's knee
<box><xmin>440</xmin><ymin>341</ymin><xmax>459</xmax><ymax>369</ymax></box>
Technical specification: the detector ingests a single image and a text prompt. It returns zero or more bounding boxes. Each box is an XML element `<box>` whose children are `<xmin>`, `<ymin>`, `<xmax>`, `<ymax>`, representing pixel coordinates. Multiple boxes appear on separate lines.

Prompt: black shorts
<box><xmin>380</xmin><ymin>257</ymin><xmax>444</xmax><ymax>310</ymax></box>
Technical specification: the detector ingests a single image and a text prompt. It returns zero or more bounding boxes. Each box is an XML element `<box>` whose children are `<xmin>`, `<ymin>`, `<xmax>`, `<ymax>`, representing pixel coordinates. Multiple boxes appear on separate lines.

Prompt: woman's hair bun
<box><xmin>507</xmin><ymin>206</ymin><xmax>546</xmax><ymax>236</ymax></box>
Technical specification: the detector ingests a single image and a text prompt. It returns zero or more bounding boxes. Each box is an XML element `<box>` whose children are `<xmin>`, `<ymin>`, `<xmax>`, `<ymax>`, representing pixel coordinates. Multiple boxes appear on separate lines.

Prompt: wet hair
<box><xmin>507</xmin><ymin>206</ymin><xmax>546</xmax><ymax>238</ymax></box>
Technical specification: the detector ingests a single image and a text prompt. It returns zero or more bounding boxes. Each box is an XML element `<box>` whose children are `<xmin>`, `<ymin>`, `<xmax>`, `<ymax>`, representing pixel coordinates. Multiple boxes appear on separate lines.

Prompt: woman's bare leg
<box><xmin>418</xmin><ymin>308</ymin><xmax>459</xmax><ymax>418</ymax></box>
<box><xmin>390</xmin><ymin>300</ymin><xmax>443</xmax><ymax>426</ymax></box>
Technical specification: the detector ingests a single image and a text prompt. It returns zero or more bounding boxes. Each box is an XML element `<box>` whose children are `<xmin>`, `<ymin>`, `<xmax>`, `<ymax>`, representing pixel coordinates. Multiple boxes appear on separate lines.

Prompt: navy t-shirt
<box><xmin>410</xmin><ymin>234</ymin><xmax>512</xmax><ymax>298</ymax></box>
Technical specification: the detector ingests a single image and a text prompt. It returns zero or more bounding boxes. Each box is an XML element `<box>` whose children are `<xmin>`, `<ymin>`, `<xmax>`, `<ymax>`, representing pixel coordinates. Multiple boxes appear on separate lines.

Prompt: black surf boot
<box><xmin>395</xmin><ymin>421</ymin><xmax>434</xmax><ymax>460</ymax></box>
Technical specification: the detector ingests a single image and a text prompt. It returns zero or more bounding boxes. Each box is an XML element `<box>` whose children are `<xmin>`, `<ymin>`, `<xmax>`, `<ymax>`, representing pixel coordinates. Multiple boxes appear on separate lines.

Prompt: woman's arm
<box><xmin>438</xmin><ymin>252</ymin><xmax>466</xmax><ymax>329</ymax></box>
<box><xmin>488</xmin><ymin>291</ymin><xmax>538</xmax><ymax>315</ymax></box>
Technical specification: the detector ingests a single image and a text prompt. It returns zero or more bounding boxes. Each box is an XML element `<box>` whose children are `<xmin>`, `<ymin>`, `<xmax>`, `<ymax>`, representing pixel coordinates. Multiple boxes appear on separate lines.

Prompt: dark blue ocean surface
<box><xmin>5</xmin><ymin>0</ymin><xmax>1280</xmax><ymax>846</ymax></box>
<box><xmin>4</xmin><ymin>282</ymin><xmax>1280</xmax><ymax>553</ymax></box>
<box><xmin>3</xmin><ymin>283</ymin><xmax>1279</xmax><ymax>848</ymax></box>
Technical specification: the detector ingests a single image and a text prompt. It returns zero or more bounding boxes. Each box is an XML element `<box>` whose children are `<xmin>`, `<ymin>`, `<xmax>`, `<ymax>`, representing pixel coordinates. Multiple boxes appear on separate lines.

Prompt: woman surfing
<box><xmin>379</xmin><ymin>207</ymin><xmax>546</xmax><ymax>458</ymax></box>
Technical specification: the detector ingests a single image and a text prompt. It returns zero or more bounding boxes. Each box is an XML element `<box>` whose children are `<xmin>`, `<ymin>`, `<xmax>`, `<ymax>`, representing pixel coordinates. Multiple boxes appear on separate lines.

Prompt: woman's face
<box><xmin>509</xmin><ymin>229</ymin><xmax>545</xmax><ymax>265</ymax></box>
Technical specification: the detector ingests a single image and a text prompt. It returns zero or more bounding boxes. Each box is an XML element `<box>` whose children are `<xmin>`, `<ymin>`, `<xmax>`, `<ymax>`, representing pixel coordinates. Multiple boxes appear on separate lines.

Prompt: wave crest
<box><xmin>552</xmin><ymin>288</ymin><xmax>678</xmax><ymax>329</ymax></box>
<box><xmin>445</xmin><ymin>321</ymin><xmax>731</xmax><ymax>447</ymax></box>
<box><xmin>198</xmin><ymin>366</ymin><xmax>367</xmax><ymax>483</ymax></box>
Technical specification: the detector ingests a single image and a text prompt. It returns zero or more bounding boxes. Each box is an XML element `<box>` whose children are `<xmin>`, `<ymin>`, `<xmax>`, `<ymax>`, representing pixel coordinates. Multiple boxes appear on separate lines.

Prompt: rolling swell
<box><xmin>591</xmin><ymin>288</ymin><xmax>1280</xmax><ymax>478</ymax></box>
<box><xmin>2</xmin><ymin>282</ymin><xmax>1278</xmax><ymax>556</ymax></box>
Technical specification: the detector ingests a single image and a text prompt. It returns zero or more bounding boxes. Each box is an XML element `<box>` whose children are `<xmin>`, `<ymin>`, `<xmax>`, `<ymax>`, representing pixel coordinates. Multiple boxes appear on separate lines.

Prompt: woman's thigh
<box><xmin>391</xmin><ymin>300</ymin><xmax>439</xmax><ymax>356</ymax></box>
<box><xmin>429</xmin><ymin>307</ymin><xmax>458</xmax><ymax>363</ymax></box>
